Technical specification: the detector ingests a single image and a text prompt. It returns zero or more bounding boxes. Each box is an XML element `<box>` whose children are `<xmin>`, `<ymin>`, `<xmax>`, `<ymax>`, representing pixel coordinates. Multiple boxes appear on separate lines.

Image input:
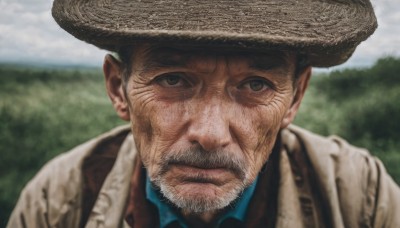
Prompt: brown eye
<box><xmin>156</xmin><ymin>73</ymin><xmax>190</xmax><ymax>88</ymax></box>
<box><xmin>240</xmin><ymin>78</ymin><xmax>270</xmax><ymax>92</ymax></box>
<box><xmin>165</xmin><ymin>75</ymin><xmax>180</xmax><ymax>85</ymax></box>
<box><xmin>249</xmin><ymin>80</ymin><xmax>265</xmax><ymax>91</ymax></box>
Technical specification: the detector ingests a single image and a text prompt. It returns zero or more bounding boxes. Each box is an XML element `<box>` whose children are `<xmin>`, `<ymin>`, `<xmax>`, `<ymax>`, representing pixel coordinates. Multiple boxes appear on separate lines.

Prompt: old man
<box><xmin>8</xmin><ymin>0</ymin><xmax>400</xmax><ymax>227</ymax></box>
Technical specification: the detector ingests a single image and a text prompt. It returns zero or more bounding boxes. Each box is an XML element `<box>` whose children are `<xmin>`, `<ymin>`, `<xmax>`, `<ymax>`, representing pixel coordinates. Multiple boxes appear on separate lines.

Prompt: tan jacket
<box><xmin>7</xmin><ymin>125</ymin><xmax>400</xmax><ymax>227</ymax></box>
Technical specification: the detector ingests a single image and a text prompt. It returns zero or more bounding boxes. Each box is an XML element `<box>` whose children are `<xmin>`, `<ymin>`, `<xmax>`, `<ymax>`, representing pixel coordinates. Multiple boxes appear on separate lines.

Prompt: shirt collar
<box><xmin>145</xmin><ymin>176</ymin><xmax>186</xmax><ymax>227</ymax></box>
<box><xmin>145</xmin><ymin>173</ymin><xmax>259</xmax><ymax>228</ymax></box>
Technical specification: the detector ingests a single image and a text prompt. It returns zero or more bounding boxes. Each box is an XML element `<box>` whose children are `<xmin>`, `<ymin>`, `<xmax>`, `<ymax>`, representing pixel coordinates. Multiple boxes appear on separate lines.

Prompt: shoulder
<box><xmin>282</xmin><ymin>125</ymin><xmax>400</xmax><ymax>227</ymax></box>
<box><xmin>21</xmin><ymin>124</ymin><xmax>132</xmax><ymax>201</ymax></box>
<box><xmin>7</xmin><ymin>125</ymin><xmax>132</xmax><ymax>227</ymax></box>
<box><xmin>284</xmin><ymin>124</ymin><xmax>373</xmax><ymax>173</ymax></box>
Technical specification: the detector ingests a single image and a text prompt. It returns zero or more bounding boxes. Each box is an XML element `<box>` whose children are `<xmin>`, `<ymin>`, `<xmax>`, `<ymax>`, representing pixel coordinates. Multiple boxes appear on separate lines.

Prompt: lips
<box><xmin>169</xmin><ymin>163</ymin><xmax>233</xmax><ymax>186</ymax></box>
<box><xmin>159</xmin><ymin>147</ymin><xmax>247</xmax><ymax>180</ymax></box>
<box><xmin>170</xmin><ymin>160</ymin><xmax>228</xmax><ymax>169</ymax></box>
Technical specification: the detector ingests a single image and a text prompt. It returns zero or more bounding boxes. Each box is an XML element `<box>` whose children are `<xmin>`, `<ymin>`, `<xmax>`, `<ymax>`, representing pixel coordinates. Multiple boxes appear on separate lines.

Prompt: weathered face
<box><xmin>104</xmin><ymin>44</ymin><xmax>310</xmax><ymax>213</ymax></box>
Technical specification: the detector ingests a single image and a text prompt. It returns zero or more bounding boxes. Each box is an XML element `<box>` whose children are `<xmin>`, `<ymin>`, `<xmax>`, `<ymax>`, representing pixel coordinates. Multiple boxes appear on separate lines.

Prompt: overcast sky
<box><xmin>0</xmin><ymin>0</ymin><xmax>399</xmax><ymax>70</ymax></box>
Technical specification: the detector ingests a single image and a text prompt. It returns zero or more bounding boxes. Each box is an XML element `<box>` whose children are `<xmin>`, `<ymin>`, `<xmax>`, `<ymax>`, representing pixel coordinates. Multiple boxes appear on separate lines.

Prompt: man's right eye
<box><xmin>155</xmin><ymin>74</ymin><xmax>188</xmax><ymax>87</ymax></box>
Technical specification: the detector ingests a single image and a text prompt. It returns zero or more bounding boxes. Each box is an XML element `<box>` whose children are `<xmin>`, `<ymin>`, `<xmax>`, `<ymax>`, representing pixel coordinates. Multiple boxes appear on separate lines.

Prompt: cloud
<box><xmin>0</xmin><ymin>0</ymin><xmax>105</xmax><ymax>66</ymax></box>
<box><xmin>0</xmin><ymin>0</ymin><xmax>398</xmax><ymax>68</ymax></box>
<box><xmin>332</xmin><ymin>0</ymin><xmax>400</xmax><ymax>70</ymax></box>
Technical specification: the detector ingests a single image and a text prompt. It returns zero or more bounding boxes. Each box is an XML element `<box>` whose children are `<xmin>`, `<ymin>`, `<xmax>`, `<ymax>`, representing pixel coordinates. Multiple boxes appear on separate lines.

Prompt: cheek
<box><xmin>128</xmin><ymin>87</ymin><xmax>189</xmax><ymax>173</ymax></box>
<box><xmin>128</xmin><ymin>86</ymin><xmax>155</xmax><ymax>148</ymax></box>
<box><xmin>236</xmin><ymin>94</ymin><xmax>292</xmax><ymax>179</ymax></box>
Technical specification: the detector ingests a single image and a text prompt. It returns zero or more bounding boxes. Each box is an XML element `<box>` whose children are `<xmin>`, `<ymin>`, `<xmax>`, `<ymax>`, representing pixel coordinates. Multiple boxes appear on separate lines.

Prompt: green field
<box><xmin>1</xmin><ymin>57</ymin><xmax>399</xmax><ymax>225</ymax></box>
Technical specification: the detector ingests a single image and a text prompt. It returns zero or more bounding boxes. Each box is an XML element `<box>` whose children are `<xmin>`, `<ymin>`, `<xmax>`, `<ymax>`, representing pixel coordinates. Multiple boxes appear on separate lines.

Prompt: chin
<box><xmin>158</xmin><ymin>179</ymin><xmax>246</xmax><ymax>213</ymax></box>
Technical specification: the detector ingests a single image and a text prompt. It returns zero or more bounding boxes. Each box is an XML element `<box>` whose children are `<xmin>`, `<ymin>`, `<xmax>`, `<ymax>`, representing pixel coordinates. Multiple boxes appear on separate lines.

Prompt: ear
<box><xmin>280</xmin><ymin>66</ymin><xmax>312</xmax><ymax>128</ymax></box>
<box><xmin>103</xmin><ymin>54</ymin><xmax>130</xmax><ymax>121</ymax></box>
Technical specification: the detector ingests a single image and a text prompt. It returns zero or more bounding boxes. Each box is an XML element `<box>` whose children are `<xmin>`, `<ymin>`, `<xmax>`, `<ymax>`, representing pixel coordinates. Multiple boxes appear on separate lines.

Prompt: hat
<box><xmin>52</xmin><ymin>0</ymin><xmax>377</xmax><ymax>67</ymax></box>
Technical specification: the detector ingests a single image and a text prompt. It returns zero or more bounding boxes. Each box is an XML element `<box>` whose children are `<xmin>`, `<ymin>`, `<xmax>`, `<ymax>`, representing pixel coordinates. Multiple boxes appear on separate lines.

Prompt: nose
<box><xmin>186</xmin><ymin>101</ymin><xmax>232</xmax><ymax>151</ymax></box>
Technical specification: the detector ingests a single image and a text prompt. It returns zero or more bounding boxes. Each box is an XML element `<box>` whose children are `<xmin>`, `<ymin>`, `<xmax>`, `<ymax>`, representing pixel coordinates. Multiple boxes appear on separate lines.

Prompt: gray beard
<box><xmin>157</xmin><ymin>177</ymin><xmax>246</xmax><ymax>213</ymax></box>
<box><xmin>152</xmin><ymin>146</ymin><xmax>249</xmax><ymax>213</ymax></box>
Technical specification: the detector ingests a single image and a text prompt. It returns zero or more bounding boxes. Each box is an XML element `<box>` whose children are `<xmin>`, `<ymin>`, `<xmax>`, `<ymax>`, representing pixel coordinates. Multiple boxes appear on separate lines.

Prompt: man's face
<box><xmin>112</xmin><ymin>44</ymin><xmax>306</xmax><ymax>213</ymax></box>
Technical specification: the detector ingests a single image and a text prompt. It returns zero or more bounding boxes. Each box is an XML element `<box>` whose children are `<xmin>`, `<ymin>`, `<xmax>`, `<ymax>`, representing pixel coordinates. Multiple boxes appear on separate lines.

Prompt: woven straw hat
<box><xmin>52</xmin><ymin>0</ymin><xmax>377</xmax><ymax>67</ymax></box>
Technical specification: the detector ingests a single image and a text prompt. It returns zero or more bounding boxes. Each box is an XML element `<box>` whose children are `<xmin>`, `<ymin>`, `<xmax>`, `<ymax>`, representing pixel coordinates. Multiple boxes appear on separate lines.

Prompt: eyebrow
<box><xmin>140</xmin><ymin>46</ymin><xmax>291</xmax><ymax>74</ymax></box>
<box><xmin>247</xmin><ymin>52</ymin><xmax>291</xmax><ymax>73</ymax></box>
<box><xmin>140</xmin><ymin>47</ymin><xmax>192</xmax><ymax>73</ymax></box>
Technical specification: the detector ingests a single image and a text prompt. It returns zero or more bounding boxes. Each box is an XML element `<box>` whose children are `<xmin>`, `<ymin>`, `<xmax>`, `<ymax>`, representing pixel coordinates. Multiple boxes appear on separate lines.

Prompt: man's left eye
<box><xmin>241</xmin><ymin>79</ymin><xmax>270</xmax><ymax>92</ymax></box>
<box><xmin>164</xmin><ymin>75</ymin><xmax>180</xmax><ymax>85</ymax></box>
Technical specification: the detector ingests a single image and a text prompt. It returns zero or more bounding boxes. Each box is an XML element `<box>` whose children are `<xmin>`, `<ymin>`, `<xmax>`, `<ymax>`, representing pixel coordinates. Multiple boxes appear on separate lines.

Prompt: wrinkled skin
<box><xmin>104</xmin><ymin>44</ymin><xmax>311</xmax><ymax>224</ymax></box>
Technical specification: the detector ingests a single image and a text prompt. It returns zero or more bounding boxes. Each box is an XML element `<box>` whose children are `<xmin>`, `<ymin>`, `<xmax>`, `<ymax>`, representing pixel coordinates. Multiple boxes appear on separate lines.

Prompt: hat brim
<box><xmin>52</xmin><ymin>0</ymin><xmax>377</xmax><ymax>67</ymax></box>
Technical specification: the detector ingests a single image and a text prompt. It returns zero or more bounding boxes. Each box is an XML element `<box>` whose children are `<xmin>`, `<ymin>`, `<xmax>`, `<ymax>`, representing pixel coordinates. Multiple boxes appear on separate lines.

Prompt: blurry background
<box><xmin>1</xmin><ymin>0</ymin><xmax>399</xmax><ymax>226</ymax></box>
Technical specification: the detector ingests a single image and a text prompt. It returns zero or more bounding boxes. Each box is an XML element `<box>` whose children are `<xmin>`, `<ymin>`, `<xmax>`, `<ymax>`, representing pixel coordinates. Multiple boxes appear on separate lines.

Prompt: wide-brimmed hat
<box><xmin>52</xmin><ymin>0</ymin><xmax>377</xmax><ymax>67</ymax></box>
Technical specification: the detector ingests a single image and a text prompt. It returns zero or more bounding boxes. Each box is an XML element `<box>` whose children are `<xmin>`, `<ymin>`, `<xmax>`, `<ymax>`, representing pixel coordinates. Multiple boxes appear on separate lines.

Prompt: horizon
<box><xmin>3</xmin><ymin>56</ymin><xmax>398</xmax><ymax>75</ymax></box>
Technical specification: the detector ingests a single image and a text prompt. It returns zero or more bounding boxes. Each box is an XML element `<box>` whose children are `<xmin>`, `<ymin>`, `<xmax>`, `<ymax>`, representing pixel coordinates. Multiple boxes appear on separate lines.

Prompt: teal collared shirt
<box><xmin>145</xmin><ymin>174</ymin><xmax>258</xmax><ymax>228</ymax></box>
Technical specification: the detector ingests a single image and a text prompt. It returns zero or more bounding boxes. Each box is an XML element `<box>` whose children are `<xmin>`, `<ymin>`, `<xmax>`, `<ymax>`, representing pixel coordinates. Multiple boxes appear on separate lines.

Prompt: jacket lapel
<box><xmin>86</xmin><ymin>134</ymin><xmax>137</xmax><ymax>228</ymax></box>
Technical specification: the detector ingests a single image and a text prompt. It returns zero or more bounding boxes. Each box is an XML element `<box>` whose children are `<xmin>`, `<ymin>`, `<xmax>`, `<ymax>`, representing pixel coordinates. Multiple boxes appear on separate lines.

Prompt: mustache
<box><xmin>159</xmin><ymin>146</ymin><xmax>247</xmax><ymax>179</ymax></box>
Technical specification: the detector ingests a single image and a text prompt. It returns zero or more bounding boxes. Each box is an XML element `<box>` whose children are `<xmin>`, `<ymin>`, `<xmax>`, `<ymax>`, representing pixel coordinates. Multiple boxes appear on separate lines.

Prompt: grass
<box><xmin>294</xmin><ymin>57</ymin><xmax>400</xmax><ymax>184</ymax></box>
<box><xmin>0</xmin><ymin>65</ymin><xmax>125</xmax><ymax>225</ymax></box>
